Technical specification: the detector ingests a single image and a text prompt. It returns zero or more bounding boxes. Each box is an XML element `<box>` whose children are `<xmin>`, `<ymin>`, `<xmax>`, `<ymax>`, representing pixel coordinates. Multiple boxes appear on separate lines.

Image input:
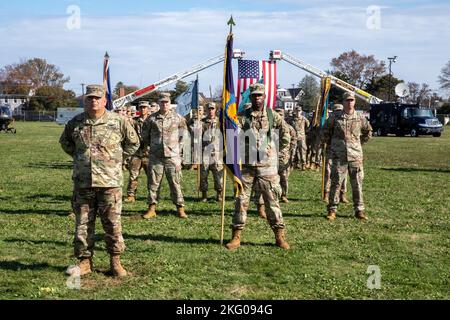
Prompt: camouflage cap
<box><xmin>206</xmin><ymin>102</ymin><xmax>216</xmax><ymax>109</ymax></box>
<box><xmin>138</xmin><ymin>101</ymin><xmax>150</xmax><ymax>108</ymax></box>
<box><xmin>333</xmin><ymin>103</ymin><xmax>344</xmax><ymax>111</ymax></box>
<box><xmin>85</xmin><ymin>85</ymin><xmax>105</xmax><ymax>98</ymax></box>
<box><xmin>250</xmin><ymin>83</ymin><xmax>265</xmax><ymax>95</ymax></box>
<box><xmin>159</xmin><ymin>92</ymin><xmax>171</xmax><ymax>103</ymax></box>
<box><xmin>150</xmin><ymin>102</ymin><xmax>159</xmax><ymax>108</ymax></box>
<box><xmin>275</xmin><ymin>108</ymin><xmax>285</xmax><ymax>115</ymax></box>
<box><xmin>343</xmin><ymin>92</ymin><xmax>356</xmax><ymax>101</ymax></box>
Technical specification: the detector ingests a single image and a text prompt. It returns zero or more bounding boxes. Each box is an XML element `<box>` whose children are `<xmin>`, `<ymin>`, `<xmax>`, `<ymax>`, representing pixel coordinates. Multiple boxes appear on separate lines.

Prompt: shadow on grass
<box><xmin>381</xmin><ymin>167</ymin><xmax>450</xmax><ymax>173</ymax></box>
<box><xmin>26</xmin><ymin>193</ymin><xmax>72</xmax><ymax>202</ymax></box>
<box><xmin>0</xmin><ymin>260</ymin><xmax>66</xmax><ymax>272</ymax></box>
<box><xmin>26</xmin><ymin>161</ymin><xmax>72</xmax><ymax>170</ymax></box>
<box><xmin>123</xmin><ymin>232</ymin><xmax>272</xmax><ymax>248</ymax></box>
<box><xmin>123</xmin><ymin>233</ymin><xmax>218</xmax><ymax>245</ymax></box>
<box><xmin>4</xmin><ymin>238</ymin><xmax>69</xmax><ymax>246</ymax></box>
<box><xmin>0</xmin><ymin>209</ymin><xmax>70</xmax><ymax>216</ymax></box>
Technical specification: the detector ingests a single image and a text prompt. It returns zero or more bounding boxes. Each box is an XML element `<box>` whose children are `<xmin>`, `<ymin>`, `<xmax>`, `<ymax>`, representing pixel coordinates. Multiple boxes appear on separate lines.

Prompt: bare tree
<box><xmin>438</xmin><ymin>60</ymin><xmax>450</xmax><ymax>92</ymax></box>
<box><xmin>1</xmin><ymin>58</ymin><xmax>69</xmax><ymax>94</ymax></box>
<box><xmin>330</xmin><ymin>50</ymin><xmax>386</xmax><ymax>89</ymax></box>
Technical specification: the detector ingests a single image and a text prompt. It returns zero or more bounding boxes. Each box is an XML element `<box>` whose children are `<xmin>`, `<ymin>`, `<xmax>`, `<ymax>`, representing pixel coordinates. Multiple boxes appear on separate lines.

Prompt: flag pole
<box><xmin>220</xmin><ymin>170</ymin><xmax>227</xmax><ymax>245</ymax></box>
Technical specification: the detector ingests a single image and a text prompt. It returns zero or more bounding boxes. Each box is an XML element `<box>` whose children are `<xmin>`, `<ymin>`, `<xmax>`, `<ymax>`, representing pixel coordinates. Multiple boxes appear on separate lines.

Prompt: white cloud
<box><xmin>1</xmin><ymin>4</ymin><xmax>449</xmax><ymax>97</ymax></box>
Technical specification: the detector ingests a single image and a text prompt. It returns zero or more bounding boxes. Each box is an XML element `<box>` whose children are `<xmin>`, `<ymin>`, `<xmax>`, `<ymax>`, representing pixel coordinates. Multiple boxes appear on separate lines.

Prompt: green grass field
<box><xmin>0</xmin><ymin>122</ymin><xmax>449</xmax><ymax>300</ymax></box>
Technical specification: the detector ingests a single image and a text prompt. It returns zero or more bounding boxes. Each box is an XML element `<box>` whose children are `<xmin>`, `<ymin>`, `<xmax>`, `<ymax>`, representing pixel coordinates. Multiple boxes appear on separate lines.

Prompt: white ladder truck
<box><xmin>112</xmin><ymin>50</ymin><xmax>246</xmax><ymax>110</ymax></box>
<box><xmin>269</xmin><ymin>50</ymin><xmax>383</xmax><ymax>104</ymax></box>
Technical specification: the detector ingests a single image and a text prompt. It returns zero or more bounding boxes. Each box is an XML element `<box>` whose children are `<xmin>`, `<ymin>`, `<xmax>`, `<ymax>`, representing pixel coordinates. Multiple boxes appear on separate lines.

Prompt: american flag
<box><xmin>236</xmin><ymin>59</ymin><xmax>277</xmax><ymax>109</ymax></box>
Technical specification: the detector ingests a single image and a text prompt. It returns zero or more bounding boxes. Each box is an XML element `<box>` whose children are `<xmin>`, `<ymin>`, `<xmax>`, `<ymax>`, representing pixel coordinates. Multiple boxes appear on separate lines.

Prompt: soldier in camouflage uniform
<box><xmin>323</xmin><ymin>104</ymin><xmax>348</xmax><ymax>204</ymax></box>
<box><xmin>187</xmin><ymin>107</ymin><xmax>203</xmax><ymax>170</ymax></box>
<box><xmin>124</xmin><ymin>101</ymin><xmax>151</xmax><ymax>203</ymax></box>
<box><xmin>200</xmin><ymin>102</ymin><xmax>223</xmax><ymax>202</ymax></box>
<box><xmin>288</xmin><ymin>106</ymin><xmax>310</xmax><ymax>170</ymax></box>
<box><xmin>275</xmin><ymin>107</ymin><xmax>298</xmax><ymax>203</ymax></box>
<box><xmin>321</xmin><ymin>92</ymin><xmax>372</xmax><ymax>221</ymax></box>
<box><xmin>226</xmin><ymin>83</ymin><xmax>291</xmax><ymax>250</ymax></box>
<box><xmin>141</xmin><ymin>92</ymin><xmax>188</xmax><ymax>219</ymax></box>
<box><xmin>60</xmin><ymin>85</ymin><xmax>139</xmax><ymax>277</ymax></box>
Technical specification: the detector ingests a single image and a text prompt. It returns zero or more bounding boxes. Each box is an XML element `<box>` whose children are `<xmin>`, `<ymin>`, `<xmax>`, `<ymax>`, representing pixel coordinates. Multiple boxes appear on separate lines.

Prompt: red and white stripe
<box><xmin>261</xmin><ymin>60</ymin><xmax>277</xmax><ymax>109</ymax></box>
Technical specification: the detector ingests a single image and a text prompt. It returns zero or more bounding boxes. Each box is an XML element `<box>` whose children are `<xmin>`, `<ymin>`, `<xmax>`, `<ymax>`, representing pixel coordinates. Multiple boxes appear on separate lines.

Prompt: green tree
<box><xmin>28</xmin><ymin>86</ymin><xmax>78</xmax><ymax>111</ymax></box>
<box><xmin>170</xmin><ymin>80</ymin><xmax>189</xmax><ymax>102</ymax></box>
<box><xmin>298</xmin><ymin>75</ymin><xmax>320</xmax><ymax>111</ymax></box>
<box><xmin>365</xmin><ymin>74</ymin><xmax>403</xmax><ymax>102</ymax></box>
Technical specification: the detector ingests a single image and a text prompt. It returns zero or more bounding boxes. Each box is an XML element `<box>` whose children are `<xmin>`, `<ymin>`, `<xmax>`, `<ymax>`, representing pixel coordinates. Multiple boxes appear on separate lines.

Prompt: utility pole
<box><xmin>80</xmin><ymin>83</ymin><xmax>85</xmax><ymax>108</ymax></box>
<box><xmin>388</xmin><ymin>56</ymin><xmax>397</xmax><ymax>101</ymax></box>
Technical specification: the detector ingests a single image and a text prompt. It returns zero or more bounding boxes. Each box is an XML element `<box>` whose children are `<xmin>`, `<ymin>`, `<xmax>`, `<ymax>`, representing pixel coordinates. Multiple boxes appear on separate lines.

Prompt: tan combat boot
<box><xmin>301</xmin><ymin>164</ymin><xmax>306</xmax><ymax>171</ymax></box>
<box><xmin>323</xmin><ymin>192</ymin><xmax>329</xmax><ymax>204</ymax></box>
<box><xmin>327</xmin><ymin>210</ymin><xmax>337</xmax><ymax>221</ymax></box>
<box><xmin>110</xmin><ymin>255</ymin><xmax>127</xmax><ymax>277</ymax></box>
<box><xmin>216</xmin><ymin>192</ymin><xmax>223</xmax><ymax>203</ymax></box>
<box><xmin>124</xmin><ymin>195</ymin><xmax>135</xmax><ymax>203</ymax></box>
<box><xmin>177</xmin><ymin>206</ymin><xmax>187</xmax><ymax>219</ymax></box>
<box><xmin>281</xmin><ymin>195</ymin><xmax>289</xmax><ymax>203</ymax></box>
<box><xmin>355</xmin><ymin>211</ymin><xmax>368</xmax><ymax>221</ymax></box>
<box><xmin>274</xmin><ymin>228</ymin><xmax>290</xmax><ymax>250</ymax></box>
<box><xmin>340</xmin><ymin>192</ymin><xmax>349</xmax><ymax>204</ymax></box>
<box><xmin>66</xmin><ymin>258</ymin><xmax>93</xmax><ymax>276</ymax></box>
<box><xmin>142</xmin><ymin>204</ymin><xmax>157</xmax><ymax>219</ymax></box>
<box><xmin>310</xmin><ymin>163</ymin><xmax>316</xmax><ymax>171</ymax></box>
<box><xmin>257</xmin><ymin>204</ymin><xmax>267</xmax><ymax>219</ymax></box>
<box><xmin>225</xmin><ymin>229</ymin><xmax>242</xmax><ymax>250</ymax></box>
<box><xmin>201</xmin><ymin>191</ymin><xmax>208</xmax><ymax>203</ymax></box>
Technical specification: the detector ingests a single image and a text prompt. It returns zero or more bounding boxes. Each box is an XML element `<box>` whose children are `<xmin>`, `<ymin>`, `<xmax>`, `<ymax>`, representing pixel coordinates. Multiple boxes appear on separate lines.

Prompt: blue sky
<box><xmin>1</xmin><ymin>0</ymin><xmax>449</xmax><ymax>98</ymax></box>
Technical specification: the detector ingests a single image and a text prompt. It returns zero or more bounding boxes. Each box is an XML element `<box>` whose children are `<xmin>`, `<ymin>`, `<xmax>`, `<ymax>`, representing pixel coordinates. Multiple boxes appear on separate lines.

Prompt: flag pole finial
<box><xmin>104</xmin><ymin>51</ymin><xmax>109</xmax><ymax>59</ymax></box>
<box><xmin>227</xmin><ymin>15</ymin><xmax>235</xmax><ymax>33</ymax></box>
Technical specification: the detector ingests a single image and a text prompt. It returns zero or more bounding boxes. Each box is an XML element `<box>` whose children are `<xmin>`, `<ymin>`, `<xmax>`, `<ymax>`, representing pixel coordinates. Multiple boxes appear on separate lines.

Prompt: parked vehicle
<box><xmin>56</xmin><ymin>108</ymin><xmax>84</xmax><ymax>125</ymax></box>
<box><xmin>370</xmin><ymin>103</ymin><xmax>444</xmax><ymax>137</ymax></box>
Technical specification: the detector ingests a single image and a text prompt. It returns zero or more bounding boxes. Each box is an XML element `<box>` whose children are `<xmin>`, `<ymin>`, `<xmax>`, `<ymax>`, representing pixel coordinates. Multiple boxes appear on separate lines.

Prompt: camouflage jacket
<box><xmin>142</xmin><ymin>109</ymin><xmax>188</xmax><ymax>158</ymax></box>
<box><xmin>238</xmin><ymin>108</ymin><xmax>291</xmax><ymax>167</ymax></box>
<box><xmin>59</xmin><ymin>111</ymin><xmax>140</xmax><ymax>188</ymax></box>
<box><xmin>132</xmin><ymin>116</ymin><xmax>150</xmax><ymax>158</ymax></box>
<box><xmin>288</xmin><ymin>115</ymin><xmax>310</xmax><ymax>140</ymax></box>
<box><xmin>202</xmin><ymin>116</ymin><xmax>222</xmax><ymax>164</ymax></box>
<box><xmin>321</xmin><ymin>111</ymin><xmax>372</xmax><ymax>162</ymax></box>
<box><xmin>287</xmin><ymin>123</ymin><xmax>298</xmax><ymax>159</ymax></box>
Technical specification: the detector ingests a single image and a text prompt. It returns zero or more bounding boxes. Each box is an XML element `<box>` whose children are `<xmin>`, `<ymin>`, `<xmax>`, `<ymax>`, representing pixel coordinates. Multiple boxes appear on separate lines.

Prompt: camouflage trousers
<box><xmin>324</xmin><ymin>157</ymin><xmax>347</xmax><ymax>193</ymax></box>
<box><xmin>233</xmin><ymin>165</ymin><xmax>285</xmax><ymax>230</ymax></box>
<box><xmin>126</xmin><ymin>155</ymin><xmax>149</xmax><ymax>196</ymax></box>
<box><xmin>327</xmin><ymin>160</ymin><xmax>365</xmax><ymax>213</ymax></box>
<box><xmin>278</xmin><ymin>162</ymin><xmax>291</xmax><ymax>197</ymax></box>
<box><xmin>200</xmin><ymin>163</ymin><xmax>223</xmax><ymax>193</ymax></box>
<box><xmin>147</xmin><ymin>154</ymin><xmax>184</xmax><ymax>206</ymax></box>
<box><xmin>295</xmin><ymin>138</ymin><xmax>307</xmax><ymax>165</ymax></box>
<box><xmin>72</xmin><ymin>187</ymin><xmax>125</xmax><ymax>259</ymax></box>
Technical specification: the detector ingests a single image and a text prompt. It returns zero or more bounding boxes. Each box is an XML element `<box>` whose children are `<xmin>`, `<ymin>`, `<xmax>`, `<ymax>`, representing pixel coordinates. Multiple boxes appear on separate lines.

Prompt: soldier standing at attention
<box><xmin>141</xmin><ymin>92</ymin><xmax>188</xmax><ymax>219</ymax></box>
<box><xmin>321</xmin><ymin>92</ymin><xmax>372</xmax><ymax>221</ymax></box>
<box><xmin>226</xmin><ymin>83</ymin><xmax>291</xmax><ymax>250</ymax></box>
<box><xmin>288</xmin><ymin>106</ymin><xmax>310</xmax><ymax>170</ymax></box>
<box><xmin>323</xmin><ymin>103</ymin><xmax>349</xmax><ymax>204</ymax></box>
<box><xmin>124</xmin><ymin>101</ymin><xmax>151</xmax><ymax>203</ymax></box>
<box><xmin>274</xmin><ymin>107</ymin><xmax>297</xmax><ymax>203</ymax></box>
<box><xmin>60</xmin><ymin>85</ymin><xmax>139</xmax><ymax>277</ymax></box>
<box><xmin>200</xmin><ymin>102</ymin><xmax>224</xmax><ymax>202</ymax></box>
